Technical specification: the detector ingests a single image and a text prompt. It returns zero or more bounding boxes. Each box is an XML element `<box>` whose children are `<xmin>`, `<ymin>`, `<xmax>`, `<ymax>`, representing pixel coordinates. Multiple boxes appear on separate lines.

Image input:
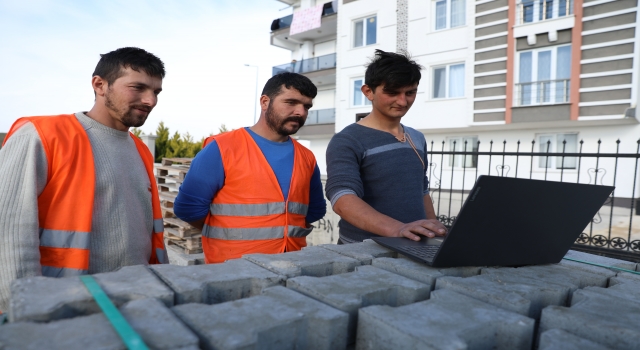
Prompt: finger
<box><xmin>408</xmin><ymin>225</ymin><xmax>435</xmax><ymax>238</ymax></box>
<box><xmin>420</xmin><ymin>221</ymin><xmax>447</xmax><ymax>235</ymax></box>
<box><xmin>401</xmin><ymin>230</ymin><xmax>422</xmax><ymax>241</ymax></box>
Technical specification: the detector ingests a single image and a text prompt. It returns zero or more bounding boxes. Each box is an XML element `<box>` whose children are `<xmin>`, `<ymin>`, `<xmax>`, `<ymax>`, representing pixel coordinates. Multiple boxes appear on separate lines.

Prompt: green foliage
<box><xmin>155</xmin><ymin>122</ymin><xmax>170</xmax><ymax>163</ymax></box>
<box><xmin>131</xmin><ymin>127</ymin><xmax>143</xmax><ymax>137</ymax></box>
<box><xmin>153</xmin><ymin>121</ymin><xmax>206</xmax><ymax>161</ymax></box>
<box><xmin>218</xmin><ymin>124</ymin><xmax>229</xmax><ymax>134</ymax></box>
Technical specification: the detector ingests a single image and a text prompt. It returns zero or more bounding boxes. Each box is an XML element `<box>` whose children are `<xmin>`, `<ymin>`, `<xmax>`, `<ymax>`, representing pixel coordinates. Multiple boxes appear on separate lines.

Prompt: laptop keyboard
<box><xmin>396</xmin><ymin>245</ymin><xmax>440</xmax><ymax>261</ymax></box>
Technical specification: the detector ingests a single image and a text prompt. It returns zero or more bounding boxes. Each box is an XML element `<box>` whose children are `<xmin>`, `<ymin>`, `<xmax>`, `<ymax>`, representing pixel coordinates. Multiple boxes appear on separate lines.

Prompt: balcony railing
<box><xmin>306</xmin><ymin>108</ymin><xmax>335</xmax><ymax>125</ymax></box>
<box><xmin>272</xmin><ymin>53</ymin><xmax>337</xmax><ymax>76</ymax></box>
<box><xmin>517</xmin><ymin>0</ymin><xmax>574</xmax><ymax>25</ymax></box>
<box><xmin>270</xmin><ymin>2</ymin><xmax>337</xmax><ymax>31</ymax></box>
<box><xmin>514</xmin><ymin>79</ymin><xmax>570</xmax><ymax>106</ymax></box>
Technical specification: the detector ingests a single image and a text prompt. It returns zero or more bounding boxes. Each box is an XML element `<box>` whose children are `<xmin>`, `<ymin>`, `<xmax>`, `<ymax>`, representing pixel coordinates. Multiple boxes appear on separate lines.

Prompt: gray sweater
<box><xmin>325</xmin><ymin>123</ymin><xmax>430</xmax><ymax>243</ymax></box>
<box><xmin>0</xmin><ymin>112</ymin><xmax>153</xmax><ymax>312</ymax></box>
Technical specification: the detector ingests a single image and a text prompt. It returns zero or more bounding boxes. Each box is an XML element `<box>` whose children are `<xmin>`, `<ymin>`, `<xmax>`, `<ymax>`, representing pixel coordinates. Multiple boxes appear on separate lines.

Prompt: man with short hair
<box><xmin>325</xmin><ymin>49</ymin><xmax>447</xmax><ymax>244</ymax></box>
<box><xmin>174</xmin><ymin>72</ymin><xmax>326</xmax><ymax>264</ymax></box>
<box><xmin>0</xmin><ymin>47</ymin><xmax>168</xmax><ymax>312</ymax></box>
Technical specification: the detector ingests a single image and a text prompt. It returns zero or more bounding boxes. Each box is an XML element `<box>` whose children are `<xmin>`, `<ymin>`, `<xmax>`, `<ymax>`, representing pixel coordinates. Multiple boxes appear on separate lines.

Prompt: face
<box><xmin>264</xmin><ymin>86</ymin><xmax>313</xmax><ymax>136</ymax></box>
<box><xmin>103</xmin><ymin>68</ymin><xmax>163</xmax><ymax>128</ymax></box>
<box><xmin>363</xmin><ymin>83</ymin><xmax>418</xmax><ymax>119</ymax></box>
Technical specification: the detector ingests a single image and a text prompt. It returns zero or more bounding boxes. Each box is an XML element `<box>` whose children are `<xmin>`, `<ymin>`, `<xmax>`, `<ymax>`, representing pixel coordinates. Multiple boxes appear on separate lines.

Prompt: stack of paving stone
<box><xmin>1</xmin><ymin>242</ymin><xmax>639</xmax><ymax>349</ymax></box>
<box><xmin>154</xmin><ymin>158</ymin><xmax>203</xmax><ymax>257</ymax></box>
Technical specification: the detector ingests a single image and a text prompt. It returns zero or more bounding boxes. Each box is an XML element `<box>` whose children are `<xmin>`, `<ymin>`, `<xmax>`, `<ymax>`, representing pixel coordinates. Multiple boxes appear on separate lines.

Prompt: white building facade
<box><xmin>270</xmin><ymin>0</ymin><xmax>640</xmax><ymax>201</ymax></box>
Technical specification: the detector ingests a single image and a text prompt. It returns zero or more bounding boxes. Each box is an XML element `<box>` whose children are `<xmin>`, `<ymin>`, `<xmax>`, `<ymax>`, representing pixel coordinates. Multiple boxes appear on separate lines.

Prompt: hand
<box><xmin>394</xmin><ymin>219</ymin><xmax>447</xmax><ymax>241</ymax></box>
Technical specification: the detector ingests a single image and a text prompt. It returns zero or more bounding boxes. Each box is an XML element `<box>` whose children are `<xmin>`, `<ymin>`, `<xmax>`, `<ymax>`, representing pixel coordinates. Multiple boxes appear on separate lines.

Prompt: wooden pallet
<box><xmin>166</xmin><ymin>236</ymin><xmax>203</xmax><ymax>254</ymax></box>
<box><xmin>164</xmin><ymin>217</ymin><xmax>200</xmax><ymax>238</ymax></box>
<box><xmin>162</xmin><ymin>158</ymin><xmax>193</xmax><ymax>166</ymax></box>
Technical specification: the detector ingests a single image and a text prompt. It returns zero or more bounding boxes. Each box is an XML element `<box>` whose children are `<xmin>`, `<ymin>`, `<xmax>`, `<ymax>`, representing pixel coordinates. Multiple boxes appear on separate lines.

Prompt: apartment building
<box><xmin>270</xmin><ymin>0</ymin><xmax>640</xmax><ymax>198</ymax></box>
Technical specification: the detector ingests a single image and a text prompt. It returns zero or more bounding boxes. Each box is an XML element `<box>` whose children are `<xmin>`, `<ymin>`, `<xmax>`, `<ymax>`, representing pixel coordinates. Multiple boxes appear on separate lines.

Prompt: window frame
<box><xmin>515</xmin><ymin>44</ymin><xmax>571</xmax><ymax>106</ymax></box>
<box><xmin>352</xmin><ymin>15</ymin><xmax>377</xmax><ymax>48</ymax></box>
<box><xmin>350</xmin><ymin>77</ymin><xmax>372</xmax><ymax>107</ymax></box>
<box><xmin>535</xmin><ymin>132</ymin><xmax>579</xmax><ymax>170</ymax></box>
<box><xmin>447</xmin><ymin>136</ymin><xmax>479</xmax><ymax>169</ymax></box>
<box><xmin>433</xmin><ymin>0</ymin><xmax>466</xmax><ymax>31</ymax></box>
<box><xmin>431</xmin><ymin>62</ymin><xmax>466</xmax><ymax>100</ymax></box>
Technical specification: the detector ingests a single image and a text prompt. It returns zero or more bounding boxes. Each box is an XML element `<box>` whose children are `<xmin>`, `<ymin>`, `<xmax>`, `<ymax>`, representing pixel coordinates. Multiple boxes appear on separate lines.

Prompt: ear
<box><xmin>92</xmin><ymin>76</ymin><xmax>108</xmax><ymax>97</ymax></box>
<box><xmin>361</xmin><ymin>84</ymin><xmax>374</xmax><ymax>102</ymax></box>
<box><xmin>260</xmin><ymin>95</ymin><xmax>271</xmax><ymax>111</ymax></box>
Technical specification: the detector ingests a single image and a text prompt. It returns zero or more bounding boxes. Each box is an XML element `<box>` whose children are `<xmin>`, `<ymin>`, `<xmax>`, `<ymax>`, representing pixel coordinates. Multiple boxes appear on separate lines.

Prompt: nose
<box><xmin>141</xmin><ymin>91</ymin><xmax>158</xmax><ymax>108</ymax></box>
<box><xmin>293</xmin><ymin>103</ymin><xmax>307</xmax><ymax>117</ymax></box>
<box><xmin>396</xmin><ymin>94</ymin><xmax>408</xmax><ymax>107</ymax></box>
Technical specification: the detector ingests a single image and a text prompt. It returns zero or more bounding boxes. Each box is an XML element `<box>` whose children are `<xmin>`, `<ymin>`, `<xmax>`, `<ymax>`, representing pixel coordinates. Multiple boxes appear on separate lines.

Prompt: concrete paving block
<box><xmin>0</xmin><ymin>298</ymin><xmax>199</xmax><ymax>350</ymax></box>
<box><xmin>356</xmin><ymin>289</ymin><xmax>534</xmax><ymax>350</ymax></box>
<box><xmin>435</xmin><ymin>273</ymin><xmax>569</xmax><ymax>319</ymax></box>
<box><xmin>482</xmin><ymin>264</ymin><xmax>608</xmax><ymax>293</ymax></box>
<box><xmin>243</xmin><ymin>246</ymin><xmax>361</xmax><ymax>278</ymax></box>
<box><xmin>539</xmin><ymin>289</ymin><xmax>640</xmax><ymax>349</ymax></box>
<box><xmin>372</xmin><ymin>257</ymin><xmax>480</xmax><ymax>289</ymax></box>
<box><xmin>150</xmin><ymin>258</ymin><xmax>285</xmax><ymax>305</ymax></box>
<box><xmin>558</xmin><ymin>258</ymin><xmax>617</xmax><ymax>279</ymax></box>
<box><xmin>9</xmin><ymin>265</ymin><xmax>173</xmax><ymax>323</ymax></box>
<box><xmin>286</xmin><ymin>265</ymin><xmax>430</xmax><ymax>343</ymax></box>
<box><xmin>315</xmin><ymin>239</ymin><xmax>397</xmax><ymax>264</ymax></box>
<box><xmin>538</xmin><ymin>329</ymin><xmax>609</xmax><ymax>350</ymax></box>
<box><xmin>564</xmin><ymin>250</ymin><xmax>637</xmax><ymax>272</ymax></box>
<box><xmin>166</xmin><ymin>244</ymin><xmax>205</xmax><ymax>266</ymax></box>
<box><xmin>610</xmin><ymin>271</ymin><xmax>640</xmax><ymax>285</ymax></box>
<box><xmin>571</xmin><ymin>283</ymin><xmax>640</xmax><ymax>305</ymax></box>
<box><xmin>172</xmin><ymin>286</ymin><xmax>349</xmax><ymax>350</ymax></box>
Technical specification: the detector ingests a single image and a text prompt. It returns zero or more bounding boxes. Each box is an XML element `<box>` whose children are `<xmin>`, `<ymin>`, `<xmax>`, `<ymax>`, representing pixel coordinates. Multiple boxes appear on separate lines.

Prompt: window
<box><xmin>449</xmin><ymin>136</ymin><xmax>478</xmax><ymax>168</ymax></box>
<box><xmin>433</xmin><ymin>63</ymin><xmax>465</xmax><ymax>99</ymax></box>
<box><xmin>516</xmin><ymin>45</ymin><xmax>571</xmax><ymax>106</ymax></box>
<box><xmin>435</xmin><ymin>0</ymin><xmax>465</xmax><ymax>30</ymax></box>
<box><xmin>353</xmin><ymin>15</ymin><xmax>377</xmax><ymax>48</ymax></box>
<box><xmin>518</xmin><ymin>0</ymin><xmax>573</xmax><ymax>24</ymax></box>
<box><xmin>537</xmin><ymin>133</ymin><xmax>577</xmax><ymax>169</ymax></box>
<box><xmin>352</xmin><ymin>78</ymin><xmax>372</xmax><ymax>107</ymax></box>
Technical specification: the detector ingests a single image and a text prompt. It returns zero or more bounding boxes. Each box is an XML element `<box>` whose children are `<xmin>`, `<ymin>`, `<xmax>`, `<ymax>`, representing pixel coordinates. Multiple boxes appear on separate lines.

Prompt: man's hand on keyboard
<box><xmin>394</xmin><ymin>219</ymin><xmax>448</xmax><ymax>241</ymax></box>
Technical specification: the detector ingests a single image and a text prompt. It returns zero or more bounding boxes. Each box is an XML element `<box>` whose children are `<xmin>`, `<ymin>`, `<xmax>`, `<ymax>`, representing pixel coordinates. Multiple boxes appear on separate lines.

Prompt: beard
<box><xmin>265</xmin><ymin>103</ymin><xmax>305</xmax><ymax>137</ymax></box>
<box><xmin>104</xmin><ymin>89</ymin><xmax>151</xmax><ymax>128</ymax></box>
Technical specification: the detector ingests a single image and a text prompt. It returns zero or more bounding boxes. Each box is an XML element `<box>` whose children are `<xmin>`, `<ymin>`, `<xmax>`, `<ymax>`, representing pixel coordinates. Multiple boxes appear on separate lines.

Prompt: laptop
<box><xmin>372</xmin><ymin>176</ymin><xmax>614</xmax><ymax>267</ymax></box>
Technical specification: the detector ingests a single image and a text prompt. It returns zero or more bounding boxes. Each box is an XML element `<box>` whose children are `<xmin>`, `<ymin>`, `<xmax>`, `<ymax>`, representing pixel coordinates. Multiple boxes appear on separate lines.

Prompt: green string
<box><xmin>562</xmin><ymin>257</ymin><xmax>640</xmax><ymax>275</ymax></box>
<box><xmin>80</xmin><ymin>275</ymin><xmax>149</xmax><ymax>350</ymax></box>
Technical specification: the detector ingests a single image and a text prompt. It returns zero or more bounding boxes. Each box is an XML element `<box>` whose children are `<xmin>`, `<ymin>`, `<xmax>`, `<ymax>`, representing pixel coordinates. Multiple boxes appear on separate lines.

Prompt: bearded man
<box><xmin>174</xmin><ymin>72</ymin><xmax>326</xmax><ymax>263</ymax></box>
<box><xmin>0</xmin><ymin>47</ymin><xmax>168</xmax><ymax>313</ymax></box>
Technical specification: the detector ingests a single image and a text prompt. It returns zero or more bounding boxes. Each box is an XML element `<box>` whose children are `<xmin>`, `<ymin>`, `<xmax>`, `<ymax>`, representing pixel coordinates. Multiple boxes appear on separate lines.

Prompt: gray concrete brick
<box><xmin>243</xmin><ymin>246</ymin><xmax>361</xmax><ymax>278</ymax></box>
<box><xmin>166</xmin><ymin>244</ymin><xmax>205</xmax><ymax>266</ymax></box>
<box><xmin>558</xmin><ymin>258</ymin><xmax>617</xmax><ymax>279</ymax></box>
<box><xmin>482</xmin><ymin>264</ymin><xmax>608</xmax><ymax>293</ymax></box>
<box><xmin>356</xmin><ymin>289</ymin><xmax>534</xmax><ymax>350</ymax></box>
<box><xmin>539</xmin><ymin>329</ymin><xmax>609</xmax><ymax>350</ymax></box>
<box><xmin>435</xmin><ymin>273</ymin><xmax>569</xmax><ymax>319</ymax></box>
<box><xmin>572</xmin><ymin>281</ymin><xmax>640</xmax><ymax>305</ymax></box>
<box><xmin>10</xmin><ymin>265</ymin><xmax>173</xmax><ymax>323</ymax></box>
<box><xmin>372</xmin><ymin>257</ymin><xmax>480</xmax><ymax>289</ymax></box>
<box><xmin>315</xmin><ymin>239</ymin><xmax>396</xmax><ymax>264</ymax></box>
<box><xmin>287</xmin><ymin>265</ymin><xmax>430</xmax><ymax>343</ymax></box>
<box><xmin>172</xmin><ymin>286</ymin><xmax>349</xmax><ymax>350</ymax></box>
<box><xmin>611</xmin><ymin>271</ymin><xmax>640</xmax><ymax>285</ymax></box>
<box><xmin>540</xmin><ymin>289</ymin><xmax>640</xmax><ymax>349</ymax></box>
<box><xmin>564</xmin><ymin>250</ymin><xmax>637</xmax><ymax>271</ymax></box>
<box><xmin>0</xmin><ymin>298</ymin><xmax>199</xmax><ymax>350</ymax></box>
<box><xmin>150</xmin><ymin>258</ymin><xmax>285</xmax><ymax>305</ymax></box>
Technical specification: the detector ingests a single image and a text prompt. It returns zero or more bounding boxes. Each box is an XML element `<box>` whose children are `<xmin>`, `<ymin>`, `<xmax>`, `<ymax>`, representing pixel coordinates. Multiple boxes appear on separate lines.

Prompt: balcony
<box><xmin>514</xmin><ymin>79</ymin><xmax>570</xmax><ymax>107</ymax></box>
<box><xmin>270</xmin><ymin>2</ymin><xmax>337</xmax><ymax>31</ymax></box>
<box><xmin>306</xmin><ymin>108</ymin><xmax>335</xmax><ymax>125</ymax></box>
<box><xmin>272</xmin><ymin>53</ymin><xmax>336</xmax><ymax>76</ymax></box>
<box><xmin>270</xmin><ymin>2</ymin><xmax>338</xmax><ymax>51</ymax></box>
<box><xmin>517</xmin><ymin>0</ymin><xmax>574</xmax><ymax>25</ymax></box>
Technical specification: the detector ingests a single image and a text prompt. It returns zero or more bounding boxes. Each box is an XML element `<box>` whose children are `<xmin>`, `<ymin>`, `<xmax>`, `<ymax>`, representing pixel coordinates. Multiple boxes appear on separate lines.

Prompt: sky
<box><xmin>0</xmin><ymin>0</ymin><xmax>293</xmax><ymax>138</ymax></box>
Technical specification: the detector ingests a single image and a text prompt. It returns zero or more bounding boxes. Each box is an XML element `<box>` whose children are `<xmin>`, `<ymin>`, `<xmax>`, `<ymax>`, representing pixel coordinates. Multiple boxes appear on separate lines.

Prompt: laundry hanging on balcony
<box><xmin>290</xmin><ymin>4</ymin><xmax>324</xmax><ymax>36</ymax></box>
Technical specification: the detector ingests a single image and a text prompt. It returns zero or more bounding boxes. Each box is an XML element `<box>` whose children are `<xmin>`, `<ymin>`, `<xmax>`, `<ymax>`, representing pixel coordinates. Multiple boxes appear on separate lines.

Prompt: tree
<box><xmin>155</xmin><ymin>122</ymin><xmax>170</xmax><ymax>163</ymax></box>
<box><xmin>218</xmin><ymin>124</ymin><xmax>229</xmax><ymax>134</ymax></box>
<box><xmin>131</xmin><ymin>127</ymin><xmax>143</xmax><ymax>137</ymax></box>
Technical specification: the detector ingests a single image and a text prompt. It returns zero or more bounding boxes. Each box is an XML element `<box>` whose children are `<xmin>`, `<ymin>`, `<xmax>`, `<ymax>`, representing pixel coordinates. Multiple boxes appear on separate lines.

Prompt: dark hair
<box><xmin>365</xmin><ymin>49</ymin><xmax>423</xmax><ymax>92</ymax></box>
<box><xmin>92</xmin><ymin>47</ymin><xmax>165</xmax><ymax>85</ymax></box>
<box><xmin>261</xmin><ymin>72</ymin><xmax>317</xmax><ymax>100</ymax></box>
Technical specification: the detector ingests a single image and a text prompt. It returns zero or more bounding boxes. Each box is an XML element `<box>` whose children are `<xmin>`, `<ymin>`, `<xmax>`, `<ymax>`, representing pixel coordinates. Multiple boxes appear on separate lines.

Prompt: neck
<box><xmin>249</xmin><ymin>115</ymin><xmax>289</xmax><ymax>142</ymax></box>
<box><xmin>86</xmin><ymin>103</ymin><xmax>129</xmax><ymax>132</ymax></box>
<box><xmin>358</xmin><ymin>110</ymin><xmax>403</xmax><ymax>135</ymax></box>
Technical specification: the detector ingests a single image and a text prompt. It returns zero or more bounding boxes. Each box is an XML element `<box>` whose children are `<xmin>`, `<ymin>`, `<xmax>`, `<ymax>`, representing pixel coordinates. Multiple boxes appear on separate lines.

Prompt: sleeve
<box><xmin>0</xmin><ymin>122</ymin><xmax>48</xmax><ymax>313</ymax></box>
<box><xmin>325</xmin><ymin>132</ymin><xmax>364</xmax><ymax>207</ymax></box>
<box><xmin>423</xmin><ymin>138</ymin><xmax>430</xmax><ymax>195</ymax></box>
<box><xmin>173</xmin><ymin>141</ymin><xmax>225</xmax><ymax>222</ymax></box>
<box><xmin>305</xmin><ymin>165</ymin><xmax>326</xmax><ymax>224</ymax></box>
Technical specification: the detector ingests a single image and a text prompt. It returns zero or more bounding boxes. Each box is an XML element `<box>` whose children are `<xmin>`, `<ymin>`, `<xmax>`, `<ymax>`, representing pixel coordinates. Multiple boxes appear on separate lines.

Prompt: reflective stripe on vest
<box><xmin>153</xmin><ymin>219</ymin><xmax>164</xmax><ymax>234</ymax></box>
<box><xmin>209</xmin><ymin>202</ymin><xmax>309</xmax><ymax>217</ymax></box>
<box><xmin>203</xmin><ymin>225</ymin><xmax>313</xmax><ymax>240</ymax></box>
<box><xmin>155</xmin><ymin>247</ymin><xmax>168</xmax><ymax>264</ymax></box>
<box><xmin>42</xmin><ymin>266</ymin><xmax>87</xmax><ymax>278</ymax></box>
<box><xmin>39</xmin><ymin>229</ymin><xmax>91</xmax><ymax>249</ymax></box>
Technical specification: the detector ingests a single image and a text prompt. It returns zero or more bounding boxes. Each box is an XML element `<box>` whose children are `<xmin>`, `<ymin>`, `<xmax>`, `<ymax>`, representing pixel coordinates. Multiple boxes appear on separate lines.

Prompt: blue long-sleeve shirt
<box><xmin>174</xmin><ymin>128</ymin><xmax>326</xmax><ymax>224</ymax></box>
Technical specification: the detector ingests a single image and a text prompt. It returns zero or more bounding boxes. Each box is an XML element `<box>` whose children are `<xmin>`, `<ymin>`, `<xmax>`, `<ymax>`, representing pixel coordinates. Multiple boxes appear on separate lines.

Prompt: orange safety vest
<box><xmin>202</xmin><ymin>128</ymin><xmax>316</xmax><ymax>263</ymax></box>
<box><xmin>3</xmin><ymin>114</ymin><xmax>168</xmax><ymax>278</ymax></box>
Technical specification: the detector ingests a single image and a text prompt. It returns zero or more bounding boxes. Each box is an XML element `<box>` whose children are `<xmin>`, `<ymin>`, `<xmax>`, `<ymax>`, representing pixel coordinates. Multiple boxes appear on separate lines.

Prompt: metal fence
<box><xmin>272</xmin><ymin>53</ymin><xmax>337</xmax><ymax>76</ymax></box>
<box><xmin>516</xmin><ymin>0</ymin><xmax>573</xmax><ymax>25</ymax></box>
<box><xmin>427</xmin><ymin>138</ymin><xmax>640</xmax><ymax>262</ymax></box>
<box><xmin>307</xmin><ymin>108</ymin><xmax>336</xmax><ymax>125</ymax></box>
<box><xmin>514</xmin><ymin>79</ymin><xmax>570</xmax><ymax>106</ymax></box>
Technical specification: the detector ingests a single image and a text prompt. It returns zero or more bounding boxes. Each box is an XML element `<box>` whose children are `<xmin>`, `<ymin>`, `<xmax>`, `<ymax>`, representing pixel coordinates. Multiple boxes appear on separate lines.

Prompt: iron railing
<box><xmin>272</xmin><ymin>53</ymin><xmax>337</xmax><ymax>76</ymax></box>
<box><xmin>270</xmin><ymin>1</ymin><xmax>337</xmax><ymax>31</ymax></box>
<box><xmin>514</xmin><ymin>79</ymin><xmax>570</xmax><ymax>106</ymax></box>
<box><xmin>517</xmin><ymin>0</ymin><xmax>574</xmax><ymax>25</ymax></box>
<box><xmin>307</xmin><ymin>108</ymin><xmax>336</xmax><ymax>125</ymax></box>
<box><xmin>427</xmin><ymin>138</ymin><xmax>640</xmax><ymax>262</ymax></box>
